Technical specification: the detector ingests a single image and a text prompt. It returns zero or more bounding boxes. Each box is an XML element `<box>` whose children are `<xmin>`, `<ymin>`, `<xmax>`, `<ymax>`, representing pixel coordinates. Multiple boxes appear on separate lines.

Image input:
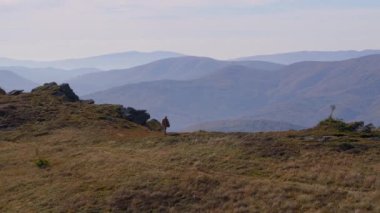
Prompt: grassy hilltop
<box><xmin>0</xmin><ymin>85</ymin><xmax>379</xmax><ymax>212</ymax></box>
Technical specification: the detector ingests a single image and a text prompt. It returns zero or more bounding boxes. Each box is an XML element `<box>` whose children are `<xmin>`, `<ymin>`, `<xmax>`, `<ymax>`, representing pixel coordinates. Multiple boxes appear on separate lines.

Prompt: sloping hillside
<box><xmin>0</xmin><ymin>70</ymin><xmax>38</xmax><ymax>91</ymax></box>
<box><xmin>1</xmin><ymin>89</ymin><xmax>379</xmax><ymax>212</ymax></box>
<box><xmin>0</xmin><ymin>83</ymin><xmax>154</xmax><ymax>131</ymax></box>
<box><xmin>185</xmin><ymin>119</ymin><xmax>304</xmax><ymax>132</ymax></box>
<box><xmin>86</xmin><ymin>55</ymin><xmax>380</xmax><ymax>130</ymax></box>
<box><xmin>236</xmin><ymin>50</ymin><xmax>380</xmax><ymax>64</ymax></box>
<box><xmin>68</xmin><ymin>57</ymin><xmax>283</xmax><ymax>95</ymax></box>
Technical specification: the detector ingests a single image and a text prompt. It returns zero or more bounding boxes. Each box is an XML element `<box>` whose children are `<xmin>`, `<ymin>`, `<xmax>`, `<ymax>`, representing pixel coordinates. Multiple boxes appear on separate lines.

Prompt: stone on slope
<box><xmin>8</xmin><ymin>90</ymin><xmax>24</xmax><ymax>96</ymax></box>
<box><xmin>32</xmin><ymin>82</ymin><xmax>79</xmax><ymax>102</ymax></box>
<box><xmin>0</xmin><ymin>87</ymin><xmax>6</xmax><ymax>95</ymax></box>
<box><xmin>119</xmin><ymin>107</ymin><xmax>150</xmax><ymax>125</ymax></box>
<box><xmin>81</xmin><ymin>99</ymin><xmax>95</xmax><ymax>104</ymax></box>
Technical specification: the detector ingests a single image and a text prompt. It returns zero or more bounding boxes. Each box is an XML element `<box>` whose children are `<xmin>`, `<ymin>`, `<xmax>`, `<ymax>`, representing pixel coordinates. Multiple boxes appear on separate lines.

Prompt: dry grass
<box><xmin>0</xmin><ymin>92</ymin><xmax>380</xmax><ymax>212</ymax></box>
<box><xmin>0</xmin><ymin>128</ymin><xmax>379</xmax><ymax>212</ymax></box>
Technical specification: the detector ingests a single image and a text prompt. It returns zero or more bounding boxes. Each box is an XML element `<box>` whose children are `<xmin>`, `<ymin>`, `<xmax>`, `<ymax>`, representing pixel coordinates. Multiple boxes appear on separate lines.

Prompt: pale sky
<box><xmin>1</xmin><ymin>0</ymin><xmax>380</xmax><ymax>60</ymax></box>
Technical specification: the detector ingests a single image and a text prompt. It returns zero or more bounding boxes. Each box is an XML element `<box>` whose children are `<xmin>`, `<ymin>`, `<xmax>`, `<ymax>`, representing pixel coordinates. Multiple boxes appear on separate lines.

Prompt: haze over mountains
<box><xmin>1</xmin><ymin>50</ymin><xmax>380</xmax><ymax>132</ymax></box>
<box><xmin>68</xmin><ymin>57</ymin><xmax>282</xmax><ymax>95</ymax></box>
<box><xmin>236</xmin><ymin>50</ymin><xmax>380</xmax><ymax>64</ymax></box>
<box><xmin>0</xmin><ymin>70</ymin><xmax>38</xmax><ymax>91</ymax></box>
<box><xmin>0</xmin><ymin>51</ymin><xmax>182</xmax><ymax>70</ymax></box>
<box><xmin>85</xmin><ymin>54</ymin><xmax>380</xmax><ymax>130</ymax></box>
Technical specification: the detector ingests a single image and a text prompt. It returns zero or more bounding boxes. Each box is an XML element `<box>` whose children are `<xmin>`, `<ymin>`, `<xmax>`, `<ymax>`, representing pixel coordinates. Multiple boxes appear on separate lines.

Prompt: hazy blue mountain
<box><xmin>0</xmin><ymin>51</ymin><xmax>183</xmax><ymax>70</ymax></box>
<box><xmin>84</xmin><ymin>65</ymin><xmax>281</xmax><ymax>130</ymax></box>
<box><xmin>236</xmin><ymin>50</ymin><xmax>380</xmax><ymax>64</ymax></box>
<box><xmin>85</xmin><ymin>54</ymin><xmax>380</xmax><ymax>130</ymax></box>
<box><xmin>184</xmin><ymin>119</ymin><xmax>304</xmax><ymax>132</ymax></box>
<box><xmin>0</xmin><ymin>70</ymin><xmax>38</xmax><ymax>91</ymax></box>
<box><xmin>69</xmin><ymin>56</ymin><xmax>283</xmax><ymax>95</ymax></box>
<box><xmin>1</xmin><ymin>66</ymin><xmax>100</xmax><ymax>84</ymax></box>
<box><xmin>251</xmin><ymin>54</ymin><xmax>380</xmax><ymax>126</ymax></box>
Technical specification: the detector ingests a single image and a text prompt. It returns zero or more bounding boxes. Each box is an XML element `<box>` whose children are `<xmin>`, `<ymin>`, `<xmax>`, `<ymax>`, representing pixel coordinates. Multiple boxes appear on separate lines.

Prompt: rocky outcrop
<box><xmin>1</xmin><ymin>82</ymin><xmax>155</xmax><ymax>129</ymax></box>
<box><xmin>32</xmin><ymin>82</ymin><xmax>79</xmax><ymax>102</ymax></box>
<box><xmin>119</xmin><ymin>107</ymin><xmax>150</xmax><ymax>125</ymax></box>
<box><xmin>81</xmin><ymin>99</ymin><xmax>95</xmax><ymax>104</ymax></box>
<box><xmin>347</xmin><ymin>121</ymin><xmax>375</xmax><ymax>133</ymax></box>
<box><xmin>8</xmin><ymin>90</ymin><xmax>24</xmax><ymax>96</ymax></box>
<box><xmin>0</xmin><ymin>87</ymin><xmax>6</xmax><ymax>95</ymax></box>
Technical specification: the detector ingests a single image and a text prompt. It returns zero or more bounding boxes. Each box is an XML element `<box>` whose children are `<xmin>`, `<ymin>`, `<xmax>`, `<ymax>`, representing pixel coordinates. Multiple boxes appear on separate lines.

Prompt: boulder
<box><xmin>120</xmin><ymin>107</ymin><xmax>150</xmax><ymax>125</ymax></box>
<box><xmin>347</xmin><ymin>121</ymin><xmax>375</xmax><ymax>133</ymax></box>
<box><xmin>8</xmin><ymin>90</ymin><xmax>24</xmax><ymax>96</ymax></box>
<box><xmin>58</xmin><ymin>83</ymin><xmax>79</xmax><ymax>102</ymax></box>
<box><xmin>361</xmin><ymin>124</ymin><xmax>375</xmax><ymax>133</ymax></box>
<box><xmin>32</xmin><ymin>82</ymin><xmax>79</xmax><ymax>102</ymax></box>
<box><xmin>0</xmin><ymin>87</ymin><xmax>6</xmax><ymax>95</ymax></box>
<box><xmin>81</xmin><ymin>99</ymin><xmax>95</xmax><ymax>104</ymax></box>
<box><xmin>347</xmin><ymin>121</ymin><xmax>364</xmax><ymax>132</ymax></box>
<box><xmin>146</xmin><ymin>119</ymin><xmax>163</xmax><ymax>131</ymax></box>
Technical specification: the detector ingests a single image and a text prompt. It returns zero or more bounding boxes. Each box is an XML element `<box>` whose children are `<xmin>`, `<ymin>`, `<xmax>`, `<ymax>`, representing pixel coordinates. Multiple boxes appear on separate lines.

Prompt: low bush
<box><xmin>35</xmin><ymin>159</ymin><xmax>50</xmax><ymax>169</ymax></box>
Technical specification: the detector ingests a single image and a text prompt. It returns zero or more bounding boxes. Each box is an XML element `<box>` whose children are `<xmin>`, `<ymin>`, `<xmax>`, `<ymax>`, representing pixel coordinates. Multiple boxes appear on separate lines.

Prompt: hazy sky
<box><xmin>1</xmin><ymin>0</ymin><xmax>380</xmax><ymax>60</ymax></box>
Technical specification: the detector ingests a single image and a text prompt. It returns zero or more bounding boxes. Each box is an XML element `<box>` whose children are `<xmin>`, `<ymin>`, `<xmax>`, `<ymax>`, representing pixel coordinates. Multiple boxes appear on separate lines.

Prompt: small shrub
<box><xmin>35</xmin><ymin>159</ymin><xmax>50</xmax><ymax>169</ymax></box>
<box><xmin>146</xmin><ymin>119</ymin><xmax>162</xmax><ymax>131</ymax></box>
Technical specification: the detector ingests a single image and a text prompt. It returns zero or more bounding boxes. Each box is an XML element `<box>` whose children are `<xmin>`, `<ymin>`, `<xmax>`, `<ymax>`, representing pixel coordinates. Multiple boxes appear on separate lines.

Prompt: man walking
<box><xmin>161</xmin><ymin>116</ymin><xmax>170</xmax><ymax>135</ymax></box>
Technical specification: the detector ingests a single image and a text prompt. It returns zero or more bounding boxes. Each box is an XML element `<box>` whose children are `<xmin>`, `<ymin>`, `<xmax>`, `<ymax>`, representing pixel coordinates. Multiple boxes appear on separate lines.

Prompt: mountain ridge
<box><xmin>69</xmin><ymin>56</ymin><xmax>283</xmax><ymax>95</ymax></box>
<box><xmin>0</xmin><ymin>51</ymin><xmax>183</xmax><ymax>70</ymax></box>
<box><xmin>85</xmin><ymin>54</ymin><xmax>380</xmax><ymax>130</ymax></box>
<box><xmin>235</xmin><ymin>49</ymin><xmax>380</xmax><ymax>64</ymax></box>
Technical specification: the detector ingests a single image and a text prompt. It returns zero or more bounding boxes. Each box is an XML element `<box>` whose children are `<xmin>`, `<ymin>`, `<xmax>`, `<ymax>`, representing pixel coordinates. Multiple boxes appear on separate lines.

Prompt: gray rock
<box><xmin>57</xmin><ymin>83</ymin><xmax>79</xmax><ymax>102</ymax></box>
<box><xmin>347</xmin><ymin>121</ymin><xmax>364</xmax><ymax>131</ymax></box>
<box><xmin>120</xmin><ymin>107</ymin><xmax>150</xmax><ymax>125</ymax></box>
<box><xmin>8</xmin><ymin>90</ymin><xmax>24</xmax><ymax>96</ymax></box>
<box><xmin>32</xmin><ymin>82</ymin><xmax>79</xmax><ymax>102</ymax></box>
<box><xmin>361</xmin><ymin>124</ymin><xmax>375</xmax><ymax>133</ymax></box>
<box><xmin>81</xmin><ymin>99</ymin><xmax>95</xmax><ymax>104</ymax></box>
<box><xmin>0</xmin><ymin>87</ymin><xmax>6</xmax><ymax>95</ymax></box>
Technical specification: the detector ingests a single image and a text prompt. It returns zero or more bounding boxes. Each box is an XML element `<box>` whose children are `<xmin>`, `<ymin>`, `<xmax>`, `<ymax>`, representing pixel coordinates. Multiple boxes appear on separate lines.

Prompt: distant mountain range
<box><xmin>68</xmin><ymin>56</ymin><xmax>283</xmax><ymax>95</ymax></box>
<box><xmin>1</xmin><ymin>50</ymin><xmax>379</xmax><ymax>132</ymax></box>
<box><xmin>184</xmin><ymin>119</ymin><xmax>304</xmax><ymax>132</ymax></box>
<box><xmin>85</xmin><ymin>54</ymin><xmax>380</xmax><ymax>130</ymax></box>
<box><xmin>0</xmin><ymin>70</ymin><xmax>38</xmax><ymax>91</ymax></box>
<box><xmin>235</xmin><ymin>50</ymin><xmax>380</xmax><ymax>64</ymax></box>
<box><xmin>0</xmin><ymin>51</ymin><xmax>183</xmax><ymax>70</ymax></box>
